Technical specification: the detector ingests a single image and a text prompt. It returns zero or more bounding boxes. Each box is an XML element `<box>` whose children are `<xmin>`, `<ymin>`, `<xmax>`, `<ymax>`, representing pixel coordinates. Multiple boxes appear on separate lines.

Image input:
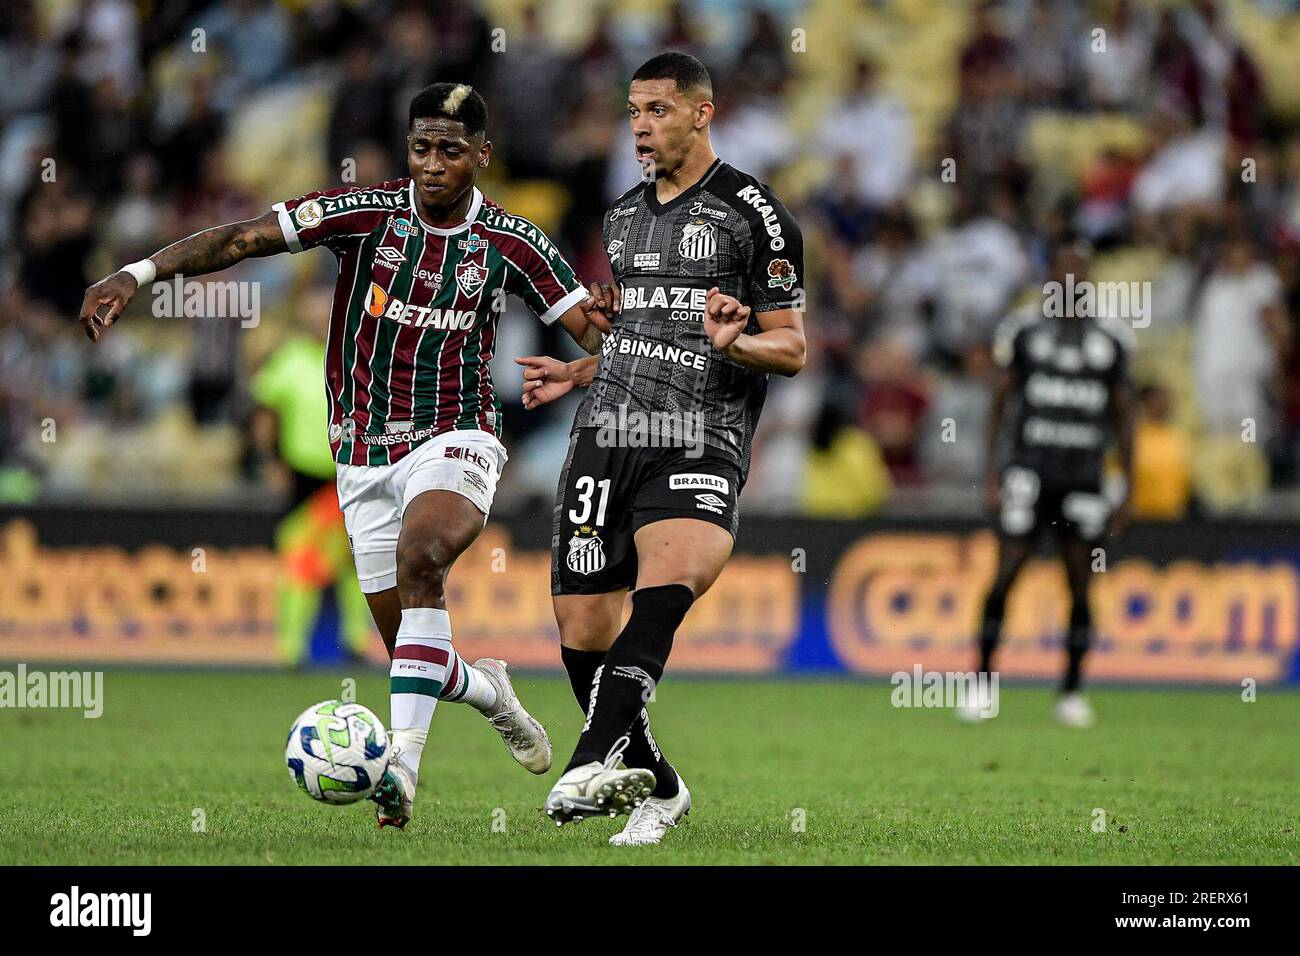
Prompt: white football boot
<box><xmin>473</xmin><ymin>658</ymin><xmax>552</xmax><ymax>774</ymax></box>
<box><xmin>1055</xmin><ymin>692</ymin><xmax>1095</xmax><ymax>728</ymax></box>
<box><xmin>371</xmin><ymin>744</ymin><xmax>416</xmax><ymax>829</ymax></box>
<box><xmin>544</xmin><ymin>737</ymin><xmax>655</xmax><ymax>826</ymax></box>
<box><xmin>610</xmin><ymin>776</ymin><xmax>691</xmax><ymax>846</ymax></box>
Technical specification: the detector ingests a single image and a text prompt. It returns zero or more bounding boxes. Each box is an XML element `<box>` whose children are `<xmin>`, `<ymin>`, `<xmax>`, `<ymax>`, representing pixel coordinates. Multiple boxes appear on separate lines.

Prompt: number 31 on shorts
<box><xmin>567</xmin><ymin>476</ymin><xmax>611</xmax><ymax>526</ymax></box>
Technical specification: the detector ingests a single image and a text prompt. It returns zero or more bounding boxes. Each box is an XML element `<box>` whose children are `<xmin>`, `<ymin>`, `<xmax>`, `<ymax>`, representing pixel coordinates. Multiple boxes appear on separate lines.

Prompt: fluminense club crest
<box><xmin>455</xmin><ymin>260</ymin><xmax>488</xmax><ymax>298</ymax></box>
<box><xmin>566</xmin><ymin>526</ymin><xmax>606</xmax><ymax>575</ymax></box>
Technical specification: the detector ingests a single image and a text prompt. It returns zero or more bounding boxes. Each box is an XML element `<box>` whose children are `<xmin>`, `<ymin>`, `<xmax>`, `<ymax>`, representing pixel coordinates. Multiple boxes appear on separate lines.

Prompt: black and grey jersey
<box><xmin>993</xmin><ymin>307</ymin><xmax>1135</xmax><ymax>486</ymax></box>
<box><xmin>573</xmin><ymin>159</ymin><xmax>804</xmax><ymax>483</ymax></box>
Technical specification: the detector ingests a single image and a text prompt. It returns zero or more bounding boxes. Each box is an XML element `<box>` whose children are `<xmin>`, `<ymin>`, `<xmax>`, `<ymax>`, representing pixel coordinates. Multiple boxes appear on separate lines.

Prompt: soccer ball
<box><xmin>285</xmin><ymin>700</ymin><xmax>390</xmax><ymax>804</ymax></box>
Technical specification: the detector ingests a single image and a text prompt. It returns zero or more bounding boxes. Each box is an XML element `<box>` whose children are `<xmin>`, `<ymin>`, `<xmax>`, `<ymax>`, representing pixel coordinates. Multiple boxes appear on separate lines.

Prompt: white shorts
<box><xmin>336</xmin><ymin>429</ymin><xmax>508</xmax><ymax>593</ymax></box>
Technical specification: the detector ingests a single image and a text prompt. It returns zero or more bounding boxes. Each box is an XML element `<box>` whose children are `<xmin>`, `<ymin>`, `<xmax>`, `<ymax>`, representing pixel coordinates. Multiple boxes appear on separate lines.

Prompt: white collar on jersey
<box><xmin>407</xmin><ymin>182</ymin><xmax>483</xmax><ymax>236</ymax></box>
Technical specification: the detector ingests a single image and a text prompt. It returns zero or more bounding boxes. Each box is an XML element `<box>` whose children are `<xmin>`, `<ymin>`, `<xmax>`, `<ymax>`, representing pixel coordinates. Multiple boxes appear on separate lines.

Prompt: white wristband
<box><xmin>120</xmin><ymin>259</ymin><xmax>157</xmax><ymax>287</ymax></box>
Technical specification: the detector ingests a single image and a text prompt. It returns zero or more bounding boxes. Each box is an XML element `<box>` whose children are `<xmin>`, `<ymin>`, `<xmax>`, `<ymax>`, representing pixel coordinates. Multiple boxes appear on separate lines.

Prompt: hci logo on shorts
<box><xmin>567</xmin><ymin>527</ymin><xmax>606</xmax><ymax>575</ymax></box>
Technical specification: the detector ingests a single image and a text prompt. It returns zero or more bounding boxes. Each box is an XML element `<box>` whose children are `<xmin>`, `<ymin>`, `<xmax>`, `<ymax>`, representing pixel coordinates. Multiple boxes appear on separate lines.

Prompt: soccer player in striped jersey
<box><xmin>78</xmin><ymin>83</ymin><xmax>613</xmax><ymax>829</ymax></box>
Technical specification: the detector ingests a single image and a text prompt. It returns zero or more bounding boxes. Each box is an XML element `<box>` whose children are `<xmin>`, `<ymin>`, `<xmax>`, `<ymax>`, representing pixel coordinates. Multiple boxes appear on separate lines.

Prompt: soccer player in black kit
<box><xmin>516</xmin><ymin>52</ymin><xmax>806</xmax><ymax>844</ymax></box>
<box><xmin>962</xmin><ymin>239</ymin><xmax>1135</xmax><ymax>728</ymax></box>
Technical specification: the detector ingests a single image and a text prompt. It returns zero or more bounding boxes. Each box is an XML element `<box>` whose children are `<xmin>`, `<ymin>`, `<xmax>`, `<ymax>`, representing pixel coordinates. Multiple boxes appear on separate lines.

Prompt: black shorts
<box><xmin>997</xmin><ymin>464</ymin><xmax>1110</xmax><ymax>543</ymax></box>
<box><xmin>551</xmin><ymin>427</ymin><xmax>741</xmax><ymax>595</ymax></box>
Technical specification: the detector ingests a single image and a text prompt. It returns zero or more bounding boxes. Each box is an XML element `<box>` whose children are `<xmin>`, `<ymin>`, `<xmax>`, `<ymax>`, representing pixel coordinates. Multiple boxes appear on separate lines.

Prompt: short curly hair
<box><xmin>408</xmin><ymin>83</ymin><xmax>488</xmax><ymax>137</ymax></box>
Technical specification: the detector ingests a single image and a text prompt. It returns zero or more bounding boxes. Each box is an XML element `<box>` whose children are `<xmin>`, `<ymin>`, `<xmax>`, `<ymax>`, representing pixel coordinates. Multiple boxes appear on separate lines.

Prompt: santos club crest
<box><xmin>678</xmin><ymin>219</ymin><xmax>716</xmax><ymax>261</ymax></box>
<box><xmin>566</xmin><ymin>527</ymin><xmax>606</xmax><ymax>576</ymax></box>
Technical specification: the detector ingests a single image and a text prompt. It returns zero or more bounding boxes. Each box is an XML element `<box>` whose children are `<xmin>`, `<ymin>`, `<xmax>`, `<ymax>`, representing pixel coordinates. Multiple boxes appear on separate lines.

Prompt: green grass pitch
<box><xmin>3</xmin><ymin>670</ymin><xmax>1297</xmax><ymax>865</ymax></box>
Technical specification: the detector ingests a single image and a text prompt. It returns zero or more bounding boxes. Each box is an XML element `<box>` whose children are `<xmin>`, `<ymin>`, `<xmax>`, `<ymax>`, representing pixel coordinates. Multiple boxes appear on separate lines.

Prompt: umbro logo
<box><xmin>376</xmin><ymin>246</ymin><xmax>405</xmax><ymax>263</ymax></box>
<box><xmin>695</xmin><ymin>492</ymin><xmax>727</xmax><ymax>514</ymax></box>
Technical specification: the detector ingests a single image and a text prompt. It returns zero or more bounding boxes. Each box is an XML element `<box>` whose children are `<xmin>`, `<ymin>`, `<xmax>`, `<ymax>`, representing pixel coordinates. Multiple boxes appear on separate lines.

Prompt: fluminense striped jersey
<box><xmin>273</xmin><ymin>179</ymin><xmax>586</xmax><ymax>466</ymax></box>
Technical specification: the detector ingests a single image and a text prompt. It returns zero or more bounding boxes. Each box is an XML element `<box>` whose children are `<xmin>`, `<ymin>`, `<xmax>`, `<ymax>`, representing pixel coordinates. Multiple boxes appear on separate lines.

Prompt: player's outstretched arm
<box><xmin>516</xmin><ymin>355</ymin><xmax>600</xmax><ymax>410</ymax></box>
<box><xmin>703</xmin><ymin>288</ymin><xmax>805</xmax><ymax>377</ymax></box>
<box><xmin>79</xmin><ymin>210</ymin><xmax>288</xmax><ymax>341</ymax></box>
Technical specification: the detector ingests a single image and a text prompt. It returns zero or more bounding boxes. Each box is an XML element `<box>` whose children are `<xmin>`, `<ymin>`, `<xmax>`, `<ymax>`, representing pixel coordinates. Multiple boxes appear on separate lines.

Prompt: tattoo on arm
<box><xmin>149</xmin><ymin>211</ymin><xmax>288</xmax><ymax>280</ymax></box>
<box><xmin>578</xmin><ymin>323</ymin><xmax>604</xmax><ymax>355</ymax></box>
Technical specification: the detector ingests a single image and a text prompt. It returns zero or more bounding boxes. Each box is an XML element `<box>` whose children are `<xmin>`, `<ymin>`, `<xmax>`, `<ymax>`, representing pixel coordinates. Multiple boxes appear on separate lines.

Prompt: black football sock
<box><xmin>1062</xmin><ymin>598</ymin><xmax>1091</xmax><ymax>693</ymax></box>
<box><xmin>978</xmin><ymin>589</ymin><xmax>1008</xmax><ymax>675</ymax></box>
<box><xmin>560</xmin><ymin>645</ymin><xmax>604</xmax><ymax>714</ymax></box>
<box><xmin>632</xmin><ymin>702</ymin><xmax>679</xmax><ymax>798</ymax></box>
<box><xmin>560</xmin><ymin>644</ymin><xmax>680</xmax><ymax>799</ymax></box>
<box><xmin>565</xmin><ymin>584</ymin><xmax>694</xmax><ymax>773</ymax></box>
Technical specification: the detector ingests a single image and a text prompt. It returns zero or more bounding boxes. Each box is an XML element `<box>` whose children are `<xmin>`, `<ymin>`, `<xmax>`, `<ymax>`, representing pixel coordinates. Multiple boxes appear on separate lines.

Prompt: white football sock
<box><xmin>439</xmin><ymin>654</ymin><xmax>499</xmax><ymax>712</ymax></box>
<box><xmin>389</xmin><ymin>607</ymin><xmax>454</xmax><ymax>776</ymax></box>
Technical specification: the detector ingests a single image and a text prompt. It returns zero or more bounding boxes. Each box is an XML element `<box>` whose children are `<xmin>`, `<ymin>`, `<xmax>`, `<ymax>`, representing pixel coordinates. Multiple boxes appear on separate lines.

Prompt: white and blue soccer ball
<box><xmin>285</xmin><ymin>700</ymin><xmax>390</xmax><ymax>804</ymax></box>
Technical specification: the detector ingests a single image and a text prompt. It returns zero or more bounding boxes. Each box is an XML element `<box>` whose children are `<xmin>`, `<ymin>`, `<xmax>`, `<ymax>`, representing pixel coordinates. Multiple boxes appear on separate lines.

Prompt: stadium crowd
<box><xmin>2</xmin><ymin>0</ymin><xmax>1300</xmax><ymax>518</ymax></box>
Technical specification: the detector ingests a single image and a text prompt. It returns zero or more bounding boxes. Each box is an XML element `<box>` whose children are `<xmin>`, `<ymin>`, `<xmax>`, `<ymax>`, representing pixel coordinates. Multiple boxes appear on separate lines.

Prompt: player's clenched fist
<box><xmin>79</xmin><ymin>272</ymin><xmax>138</xmax><ymax>342</ymax></box>
<box><xmin>703</xmin><ymin>286</ymin><xmax>751</xmax><ymax>352</ymax></box>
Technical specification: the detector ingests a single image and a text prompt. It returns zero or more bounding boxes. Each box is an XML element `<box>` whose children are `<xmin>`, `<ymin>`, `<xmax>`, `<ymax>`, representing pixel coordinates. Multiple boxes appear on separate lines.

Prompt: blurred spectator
<box><xmin>918</xmin><ymin>345</ymin><xmax>995</xmax><ymax>485</ymax></box>
<box><xmin>0</xmin><ymin>1</ymin><xmax>60</xmax><ymax>123</ymax></box>
<box><xmin>195</xmin><ymin>0</ymin><xmax>291</xmax><ymax>113</ymax></box>
<box><xmin>858</xmin><ymin>339</ymin><xmax>930</xmax><ymax>486</ymax></box>
<box><xmin>1193</xmin><ymin>235</ymin><xmax>1288</xmax><ymax>440</ymax></box>
<box><xmin>1082</xmin><ymin>0</ymin><xmax>1152</xmax><ymax>112</ymax></box>
<box><xmin>1131</xmin><ymin>382</ymin><xmax>1192</xmax><ymax>519</ymax></box>
<box><xmin>327</xmin><ymin>36</ymin><xmax>395</xmax><ymax>173</ymax></box>
<box><xmin>1013</xmin><ymin>0</ymin><xmax>1078</xmax><ymax>109</ymax></box>
<box><xmin>817</xmin><ymin>59</ymin><xmax>914</xmax><ymax>213</ymax></box>
<box><xmin>298</xmin><ymin>0</ymin><xmax>371</xmax><ymax>63</ymax></box>
<box><xmin>658</xmin><ymin>1</ymin><xmax>707</xmax><ymax>63</ymax></box>
<box><xmin>492</xmin><ymin>4</ymin><xmax>569</xmax><ymax>180</ymax></box>
<box><xmin>927</xmin><ymin>189</ymin><xmax>1029</xmax><ymax>360</ymax></box>
<box><xmin>426</xmin><ymin>0</ymin><xmax>495</xmax><ymax>90</ymax></box>
<box><xmin>831</xmin><ymin>209</ymin><xmax>934</xmax><ymax>356</ymax></box>
<box><xmin>1130</xmin><ymin>102</ymin><xmax>1226</xmax><ymax>219</ymax></box>
<box><xmin>1076</xmin><ymin>147</ymin><xmax>1140</xmax><ymax>242</ymax></box>
<box><xmin>945</xmin><ymin>56</ymin><xmax>1028</xmax><ymax>201</ymax></box>
<box><xmin>103</xmin><ymin>152</ymin><xmax>168</xmax><ymax>262</ymax></box>
<box><xmin>573</xmin><ymin>5</ymin><xmax>623</xmax><ymax>85</ymax></box>
<box><xmin>1191</xmin><ymin>234</ymin><xmax>1288</xmax><ymax>511</ymax></box>
<box><xmin>16</xmin><ymin>178</ymin><xmax>95</xmax><ymax>318</ymax></box>
<box><xmin>800</xmin><ymin>402</ymin><xmax>891</xmax><ymax>518</ymax></box>
<box><xmin>1148</xmin><ymin>8</ymin><xmax>1203</xmax><ymax>126</ymax></box>
<box><xmin>74</xmin><ymin>0</ymin><xmax>141</xmax><ymax>99</ymax></box>
<box><xmin>1181</xmin><ymin>0</ymin><xmax>1265</xmax><ymax>144</ymax></box>
<box><xmin>711</xmin><ymin>68</ymin><xmax>795</xmax><ymax>183</ymax></box>
<box><xmin>959</xmin><ymin>1</ymin><xmax>1015</xmax><ymax>93</ymax></box>
<box><xmin>735</xmin><ymin>9</ymin><xmax>791</xmax><ymax>95</ymax></box>
<box><xmin>153</xmin><ymin>72</ymin><xmax>224</xmax><ymax>193</ymax></box>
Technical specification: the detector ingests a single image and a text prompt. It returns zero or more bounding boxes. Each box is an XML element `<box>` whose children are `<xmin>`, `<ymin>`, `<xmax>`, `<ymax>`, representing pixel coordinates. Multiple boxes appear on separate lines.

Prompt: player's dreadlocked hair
<box><xmin>632</xmin><ymin>51</ymin><xmax>713</xmax><ymax>99</ymax></box>
<box><xmin>408</xmin><ymin>82</ymin><xmax>488</xmax><ymax>137</ymax></box>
